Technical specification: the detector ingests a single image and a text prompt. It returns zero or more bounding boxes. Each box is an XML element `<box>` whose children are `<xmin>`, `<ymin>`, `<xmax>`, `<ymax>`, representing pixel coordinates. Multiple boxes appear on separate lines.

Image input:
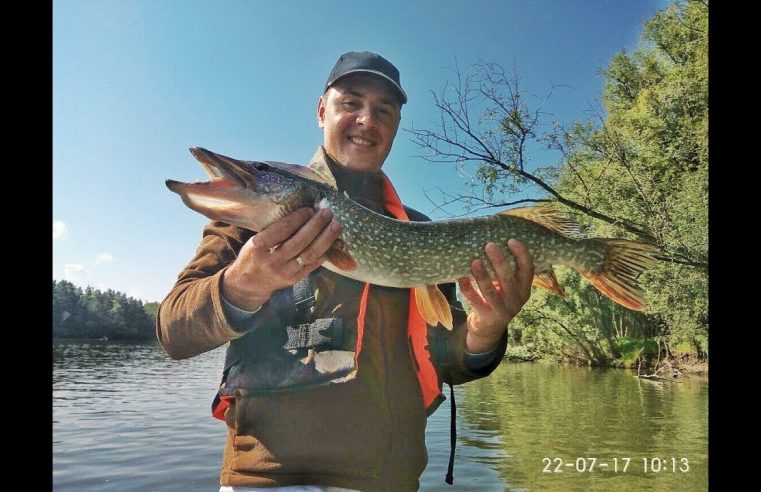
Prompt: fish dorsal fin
<box><xmin>414</xmin><ymin>285</ymin><xmax>454</xmax><ymax>330</ymax></box>
<box><xmin>532</xmin><ymin>268</ymin><xmax>567</xmax><ymax>298</ymax></box>
<box><xmin>263</xmin><ymin>161</ymin><xmax>338</xmax><ymax>189</ymax></box>
<box><xmin>499</xmin><ymin>206</ymin><xmax>583</xmax><ymax>238</ymax></box>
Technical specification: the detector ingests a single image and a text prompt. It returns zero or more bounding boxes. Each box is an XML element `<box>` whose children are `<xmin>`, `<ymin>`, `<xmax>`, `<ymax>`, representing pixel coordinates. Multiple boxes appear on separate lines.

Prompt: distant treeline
<box><xmin>53</xmin><ymin>280</ymin><xmax>160</xmax><ymax>341</ymax></box>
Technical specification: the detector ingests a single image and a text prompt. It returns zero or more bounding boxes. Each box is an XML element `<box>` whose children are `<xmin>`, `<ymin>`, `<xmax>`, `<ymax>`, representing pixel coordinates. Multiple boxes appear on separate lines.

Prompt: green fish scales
<box><xmin>321</xmin><ymin>194</ymin><xmax>595</xmax><ymax>288</ymax></box>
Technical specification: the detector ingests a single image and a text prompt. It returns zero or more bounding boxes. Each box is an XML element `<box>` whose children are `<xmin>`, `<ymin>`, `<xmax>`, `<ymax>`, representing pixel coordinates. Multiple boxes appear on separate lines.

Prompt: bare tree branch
<box><xmin>422</xmin><ymin>186</ymin><xmax>552</xmax><ymax>218</ymax></box>
<box><xmin>404</xmin><ymin>61</ymin><xmax>708</xmax><ymax>271</ymax></box>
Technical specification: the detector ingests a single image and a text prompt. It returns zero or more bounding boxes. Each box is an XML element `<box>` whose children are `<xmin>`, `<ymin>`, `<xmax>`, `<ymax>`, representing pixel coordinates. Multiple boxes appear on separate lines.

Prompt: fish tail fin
<box><xmin>579</xmin><ymin>239</ymin><xmax>659</xmax><ymax>311</ymax></box>
<box><xmin>414</xmin><ymin>285</ymin><xmax>454</xmax><ymax>330</ymax></box>
<box><xmin>532</xmin><ymin>268</ymin><xmax>567</xmax><ymax>298</ymax></box>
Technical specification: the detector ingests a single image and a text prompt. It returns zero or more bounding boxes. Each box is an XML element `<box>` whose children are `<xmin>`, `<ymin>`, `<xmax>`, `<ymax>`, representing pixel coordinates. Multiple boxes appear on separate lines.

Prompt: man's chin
<box><xmin>346</xmin><ymin>161</ymin><xmax>382</xmax><ymax>172</ymax></box>
<box><xmin>342</xmin><ymin>153</ymin><xmax>384</xmax><ymax>172</ymax></box>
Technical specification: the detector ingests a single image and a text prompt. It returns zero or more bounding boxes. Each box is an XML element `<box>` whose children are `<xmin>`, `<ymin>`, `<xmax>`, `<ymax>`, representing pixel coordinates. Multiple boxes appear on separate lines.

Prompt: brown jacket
<box><xmin>157</xmin><ymin>147</ymin><xmax>507</xmax><ymax>491</ymax></box>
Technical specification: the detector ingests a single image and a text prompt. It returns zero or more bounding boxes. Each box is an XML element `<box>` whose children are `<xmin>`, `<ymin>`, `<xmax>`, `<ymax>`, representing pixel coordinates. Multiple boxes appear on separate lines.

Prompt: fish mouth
<box><xmin>165</xmin><ymin>146</ymin><xmax>261</xmax><ymax>196</ymax></box>
<box><xmin>165</xmin><ymin>147</ymin><xmax>295</xmax><ymax>232</ymax></box>
<box><xmin>188</xmin><ymin>146</ymin><xmax>258</xmax><ymax>188</ymax></box>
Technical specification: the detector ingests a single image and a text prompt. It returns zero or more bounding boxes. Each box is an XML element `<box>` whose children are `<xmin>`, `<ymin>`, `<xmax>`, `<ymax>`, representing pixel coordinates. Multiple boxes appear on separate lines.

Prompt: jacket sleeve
<box><xmin>156</xmin><ymin>220</ymin><xmax>256</xmax><ymax>360</ymax></box>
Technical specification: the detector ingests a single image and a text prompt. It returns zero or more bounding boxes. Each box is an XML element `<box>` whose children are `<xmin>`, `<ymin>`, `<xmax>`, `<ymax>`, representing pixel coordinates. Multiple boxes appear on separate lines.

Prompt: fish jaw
<box><xmin>166</xmin><ymin>147</ymin><xmax>311</xmax><ymax>231</ymax></box>
<box><xmin>188</xmin><ymin>147</ymin><xmax>259</xmax><ymax>187</ymax></box>
<box><xmin>165</xmin><ymin>177</ymin><xmax>272</xmax><ymax>230</ymax></box>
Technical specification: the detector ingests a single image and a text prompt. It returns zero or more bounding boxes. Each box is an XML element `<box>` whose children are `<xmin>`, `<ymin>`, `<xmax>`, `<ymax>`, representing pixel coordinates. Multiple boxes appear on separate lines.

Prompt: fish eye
<box><xmin>254</xmin><ymin>162</ymin><xmax>269</xmax><ymax>171</ymax></box>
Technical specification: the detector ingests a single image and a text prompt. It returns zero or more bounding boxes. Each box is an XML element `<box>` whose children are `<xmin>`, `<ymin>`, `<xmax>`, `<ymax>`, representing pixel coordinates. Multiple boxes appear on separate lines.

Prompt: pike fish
<box><xmin>166</xmin><ymin>147</ymin><xmax>658</xmax><ymax>329</ymax></box>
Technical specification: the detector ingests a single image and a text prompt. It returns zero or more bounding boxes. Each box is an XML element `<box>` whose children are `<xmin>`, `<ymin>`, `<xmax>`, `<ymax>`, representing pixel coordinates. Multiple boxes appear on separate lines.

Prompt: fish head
<box><xmin>166</xmin><ymin>147</ymin><xmax>316</xmax><ymax>231</ymax></box>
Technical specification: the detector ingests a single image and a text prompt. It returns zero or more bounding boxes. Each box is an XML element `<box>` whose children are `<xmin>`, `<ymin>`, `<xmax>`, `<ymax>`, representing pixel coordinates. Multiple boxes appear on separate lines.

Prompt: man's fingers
<box><xmin>286</xmin><ymin>252</ymin><xmax>327</xmax><ymax>279</ymax></box>
<box><xmin>507</xmin><ymin>239</ymin><xmax>534</xmax><ymax>293</ymax></box>
<box><xmin>277</xmin><ymin>209</ymin><xmax>335</xmax><ymax>259</ymax></box>
<box><xmin>284</xmin><ymin>217</ymin><xmax>342</xmax><ymax>275</ymax></box>
<box><xmin>470</xmin><ymin>258</ymin><xmax>507</xmax><ymax>316</ymax></box>
<box><xmin>458</xmin><ymin>276</ymin><xmax>487</xmax><ymax>311</ymax></box>
<box><xmin>485</xmin><ymin>242</ymin><xmax>514</xmax><ymax>294</ymax></box>
<box><xmin>298</xmin><ymin>220</ymin><xmax>342</xmax><ymax>265</ymax></box>
<box><xmin>251</xmin><ymin>208</ymin><xmax>314</xmax><ymax>251</ymax></box>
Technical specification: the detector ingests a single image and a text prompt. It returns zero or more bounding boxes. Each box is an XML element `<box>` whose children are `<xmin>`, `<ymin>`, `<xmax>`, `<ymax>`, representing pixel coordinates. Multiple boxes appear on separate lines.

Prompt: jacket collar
<box><xmin>307</xmin><ymin>146</ymin><xmax>386</xmax><ymax>213</ymax></box>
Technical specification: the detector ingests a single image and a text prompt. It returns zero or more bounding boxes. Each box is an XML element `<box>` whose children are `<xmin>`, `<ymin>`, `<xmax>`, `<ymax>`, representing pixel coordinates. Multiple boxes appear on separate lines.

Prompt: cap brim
<box><xmin>327</xmin><ymin>69</ymin><xmax>407</xmax><ymax>104</ymax></box>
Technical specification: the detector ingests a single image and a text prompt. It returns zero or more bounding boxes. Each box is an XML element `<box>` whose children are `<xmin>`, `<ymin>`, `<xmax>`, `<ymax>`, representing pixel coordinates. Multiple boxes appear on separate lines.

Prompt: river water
<box><xmin>53</xmin><ymin>341</ymin><xmax>707</xmax><ymax>491</ymax></box>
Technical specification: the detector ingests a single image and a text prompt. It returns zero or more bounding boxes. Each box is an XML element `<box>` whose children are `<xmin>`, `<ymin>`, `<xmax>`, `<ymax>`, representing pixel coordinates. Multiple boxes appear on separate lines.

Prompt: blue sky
<box><xmin>53</xmin><ymin>0</ymin><xmax>668</xmax><ymax>303</ymax></box>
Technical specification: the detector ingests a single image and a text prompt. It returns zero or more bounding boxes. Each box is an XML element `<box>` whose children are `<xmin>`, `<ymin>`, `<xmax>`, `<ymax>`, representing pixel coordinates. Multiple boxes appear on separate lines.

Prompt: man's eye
<box><xmin>379</xmin><ymin>108</ymin><xmax>397</xmax><ymax>121</ymax></box>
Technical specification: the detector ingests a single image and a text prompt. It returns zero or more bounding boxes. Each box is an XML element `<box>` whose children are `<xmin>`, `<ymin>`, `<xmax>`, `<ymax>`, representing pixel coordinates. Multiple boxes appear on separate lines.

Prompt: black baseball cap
<box><xmin>324</xmin><ymin>51</ymin><xmax>407</xmax><ymax>105</ymax></box>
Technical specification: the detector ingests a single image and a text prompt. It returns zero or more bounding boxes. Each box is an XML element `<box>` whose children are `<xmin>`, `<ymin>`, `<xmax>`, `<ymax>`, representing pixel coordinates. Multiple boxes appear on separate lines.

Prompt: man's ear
<box><xmin>317</xmin><ymin>94</ymin><xmax>327</xmax><ymax>129</ymax></box>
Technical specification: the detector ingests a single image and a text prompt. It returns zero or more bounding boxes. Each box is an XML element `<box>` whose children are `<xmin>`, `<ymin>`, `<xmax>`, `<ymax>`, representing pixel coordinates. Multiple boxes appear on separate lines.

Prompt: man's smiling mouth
<box><xmin>349</xmin><ymin>136</ymin><xmax>375</xmax><ymax>147</ymax></box>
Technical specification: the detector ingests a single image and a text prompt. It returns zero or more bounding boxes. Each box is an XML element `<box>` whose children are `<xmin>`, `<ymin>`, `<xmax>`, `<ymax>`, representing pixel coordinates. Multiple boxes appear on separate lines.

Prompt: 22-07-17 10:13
<box><xmin>542</xmin><ymin>457</ymin><xmax>691</xmax><ymax>474</ymax></box>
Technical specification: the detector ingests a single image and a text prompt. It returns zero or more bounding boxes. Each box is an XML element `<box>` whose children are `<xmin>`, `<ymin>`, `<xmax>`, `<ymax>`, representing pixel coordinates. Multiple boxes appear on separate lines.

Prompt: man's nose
<box><xmin>355</xmin><ymin>108</ymin><xmax>378</xmax><ymax>126</ymax></box>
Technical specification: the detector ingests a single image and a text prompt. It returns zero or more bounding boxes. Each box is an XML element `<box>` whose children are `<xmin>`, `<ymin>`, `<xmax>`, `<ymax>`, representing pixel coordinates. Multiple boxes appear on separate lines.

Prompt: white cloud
<box><xmin>129</xmin><ymin>288</ymin><xmax>145</xmax><ymax>300</ymax></box>
<box><xmin>64</xmin><ymin>263</ymin><xmax>89</xmax><ymax>282</ymax></box>
<box><xmin>95</xmin><ymin>252</ymin><xmax>114</xmax><ymax>264</ymax></box>
<box><xmin>53</xmin><ymin>220</ymin><xmax>68</xmax><ymax>240</ymax></box>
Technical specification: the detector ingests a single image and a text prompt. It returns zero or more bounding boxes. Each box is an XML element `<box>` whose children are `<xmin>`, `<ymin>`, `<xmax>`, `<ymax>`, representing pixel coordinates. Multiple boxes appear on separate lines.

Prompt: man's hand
<box><xmin>221</xmin><ymin>208</ymin><xmax>342</xmax><ymax>311</ymax></box>
<box><xmin>458</xmin><ymin>239</ymin><xmax>534</xmax><ymax>354</ymax></box>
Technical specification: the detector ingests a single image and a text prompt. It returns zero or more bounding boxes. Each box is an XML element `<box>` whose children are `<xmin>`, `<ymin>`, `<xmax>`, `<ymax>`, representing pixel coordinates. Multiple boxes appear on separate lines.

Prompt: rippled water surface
<box><xmin>54</xmin><ymin>341</ymin><xmax>707</xmax><ymax>491</ymax></box>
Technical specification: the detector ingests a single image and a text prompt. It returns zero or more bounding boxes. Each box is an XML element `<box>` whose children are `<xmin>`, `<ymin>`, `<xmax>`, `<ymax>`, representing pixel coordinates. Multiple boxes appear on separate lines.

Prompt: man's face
<box><xmin>318</xmin><ymin>73</ymin><xmax>402</xmax><ymax>172</ymax></box>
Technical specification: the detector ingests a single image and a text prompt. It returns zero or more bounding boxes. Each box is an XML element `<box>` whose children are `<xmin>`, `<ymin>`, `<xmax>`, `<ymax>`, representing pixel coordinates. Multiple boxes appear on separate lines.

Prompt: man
<box><xmin>157</xmin><ymin>51</ymin><xmax>534</xmax><ymax>491</ymax></box>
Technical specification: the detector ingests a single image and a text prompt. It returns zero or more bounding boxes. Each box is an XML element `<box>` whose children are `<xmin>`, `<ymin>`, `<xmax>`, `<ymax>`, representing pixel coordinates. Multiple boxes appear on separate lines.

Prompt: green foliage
<box><xmin>515</xmin><ymin>0</ymin><xmax>708</xmax><ymax>363</ymax></box>
<box><xmin>581</xmin><ymin>1</ymin><xmax>708</xmax><ymax>261</ymax></box>
<box><xmin>144</xmin><ymin>302</ymin><xmax>160</xmax><ymax>320</ymax></box>
<box><xmin>52</xmin><ymin>280</ymin><xmax>157</xmax><ymax>341</ymax></box>
<box><xmin>417</xmin><ymin>1</ymin><xmax>707</xmax><ymax>365</ymax></box>
<box><xmin>505</xmin><ymin>342</ymin><xmax>540</xmax><ymax>361</ymax></box>
<box><xmin>615</xmin><ymin>337</ymin><xmax>660</xmax><ymax>367</ymax></box>
<box><xmin>672</xmin><ymin>338</ymin><xmax>705</xmax><ymax>358</ymax></box>
<box><xmin>511</xmin><ymin>266</ymin><xmax>656</xmax><ymax>366</ymax></box>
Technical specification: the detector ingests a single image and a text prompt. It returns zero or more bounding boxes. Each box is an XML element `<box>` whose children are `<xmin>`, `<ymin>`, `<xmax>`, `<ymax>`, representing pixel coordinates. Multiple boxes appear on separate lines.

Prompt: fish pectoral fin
<box><xmin>532</xmin><ymin>268</ymin><xmax>567</xmax><ymax>298</ymax></box>
<box><xmin>414</xmin><ymin>285</ymin><xmax>454</xmax><ymax>330</ymax></box>
<box><xmin>325</xmin><ymin>239</ymin><xmax>358</xmax><ymax>271</ymax></box>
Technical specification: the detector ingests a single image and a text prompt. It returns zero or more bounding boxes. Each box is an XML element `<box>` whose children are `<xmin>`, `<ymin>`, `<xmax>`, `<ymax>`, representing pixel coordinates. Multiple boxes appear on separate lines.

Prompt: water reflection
<box><xmin>54</xmin><ymin>341</ymin><xmax>228</xmax><ymax>492</ymax></box>
<box><xmin>54</xmin><ymin>342</ymin><xmax>707</xmax><ymax>492</ymax></box>
<box><xmin>448</xmin><ymin>362</ymin><xmax>708</xmax><ymax>491</ymax></box>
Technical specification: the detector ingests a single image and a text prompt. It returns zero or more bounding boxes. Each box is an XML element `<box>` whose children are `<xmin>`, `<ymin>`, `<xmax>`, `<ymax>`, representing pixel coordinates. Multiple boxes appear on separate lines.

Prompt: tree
<box><xmin>53</xmin><ymin>280</ymin><xmax>85</xmax><ymax>337</ymax></box>
<box><xmin>52</xmin><ymin>281</ymin><xmax>159</xmax><ymax>341</ymax></box>
<box><xmin>409</xmin><ymin>0</ymin><xmax>708</xmax><ymax>362</ymax></box>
